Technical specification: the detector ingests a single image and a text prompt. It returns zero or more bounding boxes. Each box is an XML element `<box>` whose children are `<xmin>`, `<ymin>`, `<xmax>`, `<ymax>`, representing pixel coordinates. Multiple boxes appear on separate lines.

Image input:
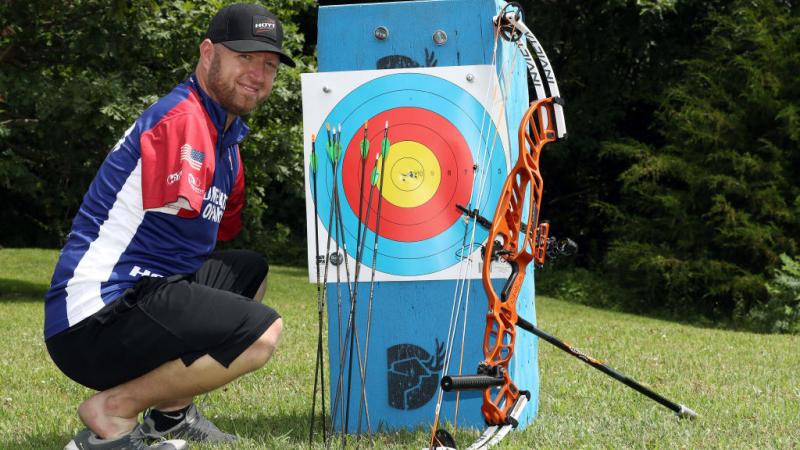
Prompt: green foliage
<box><xmin>521</xmin><ymin>0</ymin><xmax>727</xmax><ymax>266</ymax></box>
<box><xmin>3</xmin><ymin>0</ymin><xmax>799</xmax><ymax>329</ymax></box>
<box><xmin>0</xmin><ymin>0</ymin><xmax>314</xmax><ymax>263</ymax></box>
<box><xmin>2</xmin><ymin>0</ymin><xmax>204</xmax><ymax>244</ymax></box>
<box><xmin>748</xmin><ymin>254</ymin><xmax>800</xmax><ymax>333</ymax></box>
<box><xmin>600</xmin><ymin>0</ymin><xmax>800</xmax><ymax>325</ymax></box>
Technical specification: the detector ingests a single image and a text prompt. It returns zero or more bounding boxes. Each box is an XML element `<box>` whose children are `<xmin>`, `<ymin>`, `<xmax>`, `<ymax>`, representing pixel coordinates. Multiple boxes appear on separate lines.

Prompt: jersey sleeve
<box><xmin>217</xmin><ymin>145</ymin><xmax>245</xmax><ymax>241</ymax></box>
<box><xmin>139</xmin><ymin>113</ymin><xmax>216</xmax><ymax>215</ymax></box>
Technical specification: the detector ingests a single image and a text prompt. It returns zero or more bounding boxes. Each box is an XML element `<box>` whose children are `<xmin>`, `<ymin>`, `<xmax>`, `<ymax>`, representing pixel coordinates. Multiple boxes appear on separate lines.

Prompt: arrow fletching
<box><xmin>326</xmin><ymin>140</ymin><xmax>335</xmax><ymax>162</ymax></box>
<box><xmin>310</xmin><ymin>134</ymin><xmax>318</xmax><ymax>173</ymax></box>
<box><xmin>371</xmin><ymin>165</ymin><xmax>380</xmax><ymax>186</ymax></box>
<box><xmin>381</xmin><ymin>139</ymin><xmax>390</xmax><ymax>158</ymax></box>
<box><xmin>333</xmin><ymin>123</ymin><xmax>343</xmax><ymax>161</ymax></box>
<box><xmin>371</xmin><ymin>153</ymin><xmax>380</xmax><ymax>186</ymax></box>
<box><xmin>360</xmin><ymin>121</ymin><xmax>369</xmax><ymax>159</ymax></box>
<box><xmin>381</xmin><ymin>120</ymin><xmax>390</xmax><ymax>158</ymax></box>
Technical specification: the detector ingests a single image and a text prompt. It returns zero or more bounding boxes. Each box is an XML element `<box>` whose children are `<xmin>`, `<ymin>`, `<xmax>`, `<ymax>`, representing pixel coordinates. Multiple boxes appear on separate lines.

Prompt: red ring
<box><xmin>342</xmin><ymin>107</ymin><xmax>474</xmax><ymax>242</ymax></box>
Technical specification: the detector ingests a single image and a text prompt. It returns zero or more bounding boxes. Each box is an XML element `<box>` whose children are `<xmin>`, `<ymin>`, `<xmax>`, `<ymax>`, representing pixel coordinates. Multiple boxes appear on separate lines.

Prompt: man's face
<box><xmin>205</xmin><ymin>44</ymin><xmax>280</xmax><ymax>116</ymax></box>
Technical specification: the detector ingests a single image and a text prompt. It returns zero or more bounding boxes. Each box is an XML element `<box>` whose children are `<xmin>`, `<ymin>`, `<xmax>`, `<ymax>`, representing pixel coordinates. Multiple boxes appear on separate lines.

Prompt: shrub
<box><xmin>747</xmin><ymin>254</ymin><xmax>800</xmax><ymax>333</ymax></box>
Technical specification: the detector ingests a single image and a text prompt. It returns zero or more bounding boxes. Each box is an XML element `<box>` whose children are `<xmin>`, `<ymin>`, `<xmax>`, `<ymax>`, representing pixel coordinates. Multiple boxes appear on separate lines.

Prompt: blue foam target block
<box><xmin>316</xmin><ymin>0</ymin><xmax>538</xmax><ymax>432</ymax></box>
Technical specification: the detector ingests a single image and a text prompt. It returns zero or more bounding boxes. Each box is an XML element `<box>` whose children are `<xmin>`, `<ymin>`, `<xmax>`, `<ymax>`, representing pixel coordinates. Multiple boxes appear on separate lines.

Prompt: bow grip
<box><xmin>440</xmin><ymin>374</ymin><xmax>505</xmax><ymax>392</ymax></box>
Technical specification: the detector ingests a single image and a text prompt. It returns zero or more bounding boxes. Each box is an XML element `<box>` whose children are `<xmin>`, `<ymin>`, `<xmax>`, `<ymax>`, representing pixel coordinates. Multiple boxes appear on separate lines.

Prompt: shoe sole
<box><xmin>64</xmin><ymin>437</ymin><xmax>187</xmax><ymax>450</ymax></box>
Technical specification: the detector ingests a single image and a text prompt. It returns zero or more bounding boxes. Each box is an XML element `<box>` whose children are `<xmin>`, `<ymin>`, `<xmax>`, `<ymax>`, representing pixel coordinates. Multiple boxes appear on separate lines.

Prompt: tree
<box><xmin>600</xmin><ymin>0</ymin><xmax>800</xmax><ymax>324</ymax></box>
<box><xmin>0</xmin><ymin>0</ymin><xmax>315</xmax><ymax>264</ymax></box>
<box><xmin>519</xmin><ymin>0</ymin><xmax>728</xmax><ymax>266</ymax></box>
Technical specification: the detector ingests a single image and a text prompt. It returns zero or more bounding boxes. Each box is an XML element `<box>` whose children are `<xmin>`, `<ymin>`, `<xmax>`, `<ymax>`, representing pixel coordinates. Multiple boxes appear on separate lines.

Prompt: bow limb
<box><xmin>495</xmin><ymin>3</ymin><xmax>568</xmax><ymax>139</ymax></box>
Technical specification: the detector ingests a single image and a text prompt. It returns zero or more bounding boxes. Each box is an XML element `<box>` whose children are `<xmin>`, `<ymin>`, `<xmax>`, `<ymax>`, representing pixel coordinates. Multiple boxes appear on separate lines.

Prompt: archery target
<box><xmin>303</xmin><ymin>66</ymin><xmax>511</xmax><ymax>280</ymax></box>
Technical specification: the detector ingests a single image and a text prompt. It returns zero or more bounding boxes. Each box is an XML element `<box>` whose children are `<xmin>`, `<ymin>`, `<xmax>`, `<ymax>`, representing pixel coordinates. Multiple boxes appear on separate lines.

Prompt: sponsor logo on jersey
<box><xmin>187</xmin><ymin>172</ymin><xmax>204</xmax><ymax>194</ymax></box>
<box><xmin>180</xmin><ymin>144</ymin><xmax>205</xmax><ymax>170</ymax></box>
<box><xmin>167</xmin><ymin>170</ymin><xmax>182</xmax><ymax>185</ymax></box>
<box><xmin>202</xmin><ymin>185</ymin><xmax>228</xmax><ymax>223</ymax></box>
<box><xmin>129</xmin><ymin>265</ymin><xmax>163</xmax><ymax>278</ymax></box>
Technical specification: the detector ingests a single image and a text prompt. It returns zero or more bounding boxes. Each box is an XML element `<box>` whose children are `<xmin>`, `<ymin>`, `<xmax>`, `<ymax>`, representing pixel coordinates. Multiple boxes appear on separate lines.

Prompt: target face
<box><xmin>302</xmin><ymin>66</ymin><xmax>511</xmax><ymax>280</ymax></box>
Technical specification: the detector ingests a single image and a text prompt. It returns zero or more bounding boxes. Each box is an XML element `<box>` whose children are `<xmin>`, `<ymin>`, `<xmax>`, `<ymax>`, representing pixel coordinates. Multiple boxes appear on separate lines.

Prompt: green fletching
<box><xmin>381</xmin><ymin>138</ymin><xmax>390</xmax><ymax>157</ymax></box>
<box><xmin>310</xmin><ymin>152</ymin><xmax>318</xmax><ymax>173</ymax></box>
<box><xmin>371</xmin><ymin>166</ymin><xmax>379</xmax><ymax>186</ymax></box>
<box><xmin>360</xmin><ymin>138</ymin><xmax>369</xmax><ymax>159</ymax></box>
<box><xmin>325</xmin><ymin>141</ymin><xmax>335</xmax><ymax>162</ymax></box>
<box><xmin>334</xmin><ymin>141</ymin><xmax>342</xmax><ymax>161</ymax></box>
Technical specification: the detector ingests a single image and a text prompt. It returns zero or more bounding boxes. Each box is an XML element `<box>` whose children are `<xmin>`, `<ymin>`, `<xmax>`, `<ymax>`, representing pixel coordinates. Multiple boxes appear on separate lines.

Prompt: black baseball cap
<box><xmin>206</xmin><ymin>3</ymin><xmax>296</xmax><ymax>67</ymax></box>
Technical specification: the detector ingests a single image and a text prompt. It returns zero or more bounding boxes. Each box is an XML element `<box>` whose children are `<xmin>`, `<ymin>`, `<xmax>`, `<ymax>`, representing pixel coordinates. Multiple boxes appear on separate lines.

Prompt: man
<box><xmin>43</xmin><ymin>4</ymin><xmax>295</xmax><ymax>449</ymax></box>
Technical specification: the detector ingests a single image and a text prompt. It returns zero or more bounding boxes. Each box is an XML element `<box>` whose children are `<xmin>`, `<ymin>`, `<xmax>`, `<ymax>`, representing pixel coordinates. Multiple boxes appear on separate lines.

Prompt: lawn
<box><xmin>0</xmin><ymin>248</ymin><xmax>797</xmax><ymax>449</ymax></box>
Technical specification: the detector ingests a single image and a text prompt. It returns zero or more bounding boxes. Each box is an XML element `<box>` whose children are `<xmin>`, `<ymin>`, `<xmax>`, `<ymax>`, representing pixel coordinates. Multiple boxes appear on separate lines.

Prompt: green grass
<box><xmin>1</xmin><ymin>248</ymin><xmax>798</xmax><ymax>449</ymax></box>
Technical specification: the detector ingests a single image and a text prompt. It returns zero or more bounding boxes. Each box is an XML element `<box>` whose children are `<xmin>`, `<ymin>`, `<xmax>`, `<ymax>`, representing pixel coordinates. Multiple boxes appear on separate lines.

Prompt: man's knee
<box><xmin>245</xmin><ymin>318</ymin><xmax>283</xmax><ymax>368</ymax></box>
<box><xmin>254</xmin><ymin>275</ymin><xmax>268</xmax><ymax>301</ymax></box>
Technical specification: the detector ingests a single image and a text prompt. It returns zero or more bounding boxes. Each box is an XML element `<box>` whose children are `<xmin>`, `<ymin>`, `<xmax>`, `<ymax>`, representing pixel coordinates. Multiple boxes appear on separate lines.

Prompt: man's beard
<box><xmin>206</xmin><ymin>54</ymin><xmax>266</xmax><ymax>116</ymax></box>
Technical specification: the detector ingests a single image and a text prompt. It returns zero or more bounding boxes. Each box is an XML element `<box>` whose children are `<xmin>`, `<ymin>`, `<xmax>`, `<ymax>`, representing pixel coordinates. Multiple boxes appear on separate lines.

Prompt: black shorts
<box><xmin>46</xmin><ymin>250</ymin><xmax>280</xmax><ymax>391</ymax></box>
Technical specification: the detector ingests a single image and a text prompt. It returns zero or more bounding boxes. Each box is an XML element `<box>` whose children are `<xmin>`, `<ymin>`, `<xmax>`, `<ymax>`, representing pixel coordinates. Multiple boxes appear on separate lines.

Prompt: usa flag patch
<box><xmin>180</xmin><ymin>144</ymin><xmax>205</xmax><ymax>170</ymax></box>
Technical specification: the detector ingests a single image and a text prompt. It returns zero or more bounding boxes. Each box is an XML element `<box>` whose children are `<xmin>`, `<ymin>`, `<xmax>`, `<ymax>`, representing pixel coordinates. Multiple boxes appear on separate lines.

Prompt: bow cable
<box><xmin>429</xmin><ymin>3</ymin><xmax>521</xmax><ymax>446</ymax></box>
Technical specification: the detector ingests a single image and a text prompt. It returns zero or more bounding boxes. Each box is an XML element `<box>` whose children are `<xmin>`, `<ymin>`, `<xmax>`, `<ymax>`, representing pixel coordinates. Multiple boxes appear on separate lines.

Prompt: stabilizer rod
<box><xmin>516</xmin><ymin>316</ymin><xmax>698</xmax><ymax>419</ymax></box>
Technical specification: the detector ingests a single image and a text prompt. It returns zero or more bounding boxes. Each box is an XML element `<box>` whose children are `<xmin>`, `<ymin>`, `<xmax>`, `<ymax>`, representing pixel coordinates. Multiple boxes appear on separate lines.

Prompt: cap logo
<box><xmin>253</xmin><ymin>16</ymin><xmax>277</xmax><ymax>38</ymax></box>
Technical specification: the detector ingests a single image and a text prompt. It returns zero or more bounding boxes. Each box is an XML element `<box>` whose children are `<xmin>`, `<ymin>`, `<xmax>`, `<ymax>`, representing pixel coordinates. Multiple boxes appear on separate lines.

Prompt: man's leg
<box><xmin>78</xmin><ymin>318</ymin><xmax>282</xmax><ymax>439</ymax></box>
<box><xmin>151</xmin><ymin>252</ymin><xmax>269</xmax><ymax>414</ymax></box>
<box><xmin>148</xmin><ymin>274</ymin><xmax>268</xmax><ymax>415</ymax></box>
<box><xmin>47</xmin><ymin>271</ymin><xmax>281</xmax><ymax>443</ymax></box>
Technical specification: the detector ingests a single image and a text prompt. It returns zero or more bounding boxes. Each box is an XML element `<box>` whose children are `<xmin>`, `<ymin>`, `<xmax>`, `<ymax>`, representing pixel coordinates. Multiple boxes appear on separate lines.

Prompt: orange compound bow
<box><xmin>431</xmin><ymin>10</ymin><xmax>696</xmax><ymax>450</ymax></box>
<box><xmin>435</xmin><ymin>98</ymin><xmax>697</xmax><ymax>450</ymax></box>
<box><xmin>429</xmin><ymin>5</ymin><xmax>695</xmax><ymax>449</ymax></box>
<box><xmin>434</xmin><ymin>98</ymin><xmax>560</xmax><ymax>450</ymax></box>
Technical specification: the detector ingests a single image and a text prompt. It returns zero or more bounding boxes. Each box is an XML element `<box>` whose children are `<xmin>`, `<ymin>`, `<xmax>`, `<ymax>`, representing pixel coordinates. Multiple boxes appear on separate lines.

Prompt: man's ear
<box><xmin>198</xmin><ymin>39</ymin><xmax>215</xmax><ymax>70</ymax></box>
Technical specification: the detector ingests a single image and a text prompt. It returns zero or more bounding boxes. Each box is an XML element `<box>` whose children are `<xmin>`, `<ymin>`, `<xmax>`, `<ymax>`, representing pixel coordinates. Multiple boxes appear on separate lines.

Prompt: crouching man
<box><xmin>43</xmin><ymin>4</ymin><xmax>295</xmax><ymax>449</ymax></box>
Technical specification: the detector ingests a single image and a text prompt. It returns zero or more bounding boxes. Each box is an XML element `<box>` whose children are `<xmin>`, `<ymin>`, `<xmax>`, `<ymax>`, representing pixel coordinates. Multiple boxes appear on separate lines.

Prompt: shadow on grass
<box><xmin>0</xmin><ymin>278</ymin><xmax>48</xmax><ymax>302</ymax></box>
<box><xmin>535</xmin><ymin>267</ymin><xmax>760</xmax><ymax>333</ymax></box>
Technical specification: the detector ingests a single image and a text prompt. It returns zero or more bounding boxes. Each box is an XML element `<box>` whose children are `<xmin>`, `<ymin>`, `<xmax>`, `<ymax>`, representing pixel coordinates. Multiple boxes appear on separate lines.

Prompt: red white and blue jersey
<box><xmin>44</xmin><ymin>74</ymin><xmax>247</xmax><ymax>339</ymax></box>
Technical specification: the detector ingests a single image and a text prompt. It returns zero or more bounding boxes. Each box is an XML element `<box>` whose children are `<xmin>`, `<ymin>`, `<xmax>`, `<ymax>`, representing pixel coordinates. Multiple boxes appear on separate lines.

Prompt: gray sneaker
<box><xmin>141</xmin><ymin>404</ymin><xmax>237</xmax><ymax>443</ymax></box>
<box><xmin>64</xmin><ymin>426</ymin><xmax>187</xmax><ymax>450</ymax></box>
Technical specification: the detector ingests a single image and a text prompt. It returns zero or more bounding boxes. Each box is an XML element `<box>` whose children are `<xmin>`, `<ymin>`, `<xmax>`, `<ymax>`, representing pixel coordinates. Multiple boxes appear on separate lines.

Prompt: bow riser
<box><xmin>430</xmin><ymin>6</ymin><xmax>567</xmax><ymax>446</ymax></box>
<box><xmin>476</xmin><ymin>98</ymin><xmax>558</xmax><ymax>426</ymax></box>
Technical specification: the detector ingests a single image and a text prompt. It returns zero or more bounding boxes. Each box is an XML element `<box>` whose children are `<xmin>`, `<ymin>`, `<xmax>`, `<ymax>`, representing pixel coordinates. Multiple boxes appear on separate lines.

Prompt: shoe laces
<box><xmin>128</xmin><ymin>426</ymin><xmax>154</xmax><ymax>449</ymax></box>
